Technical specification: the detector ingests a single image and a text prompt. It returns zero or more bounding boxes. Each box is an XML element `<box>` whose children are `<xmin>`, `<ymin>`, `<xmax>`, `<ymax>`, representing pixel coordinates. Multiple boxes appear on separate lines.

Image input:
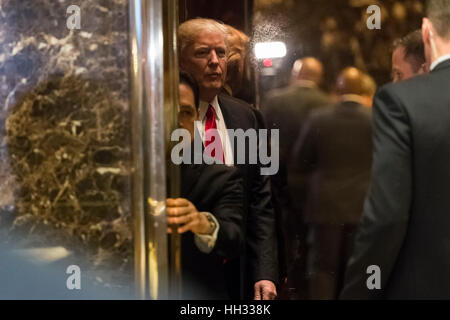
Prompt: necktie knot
<box><xmin>204</xmin><ymin>104</ymin><xmax>224</xmax><ymax>163</ymax></box>
<box><xmin>206</xmin><ymin>104</ymin><xmax>215</xmax><ymax>121</ymax></box>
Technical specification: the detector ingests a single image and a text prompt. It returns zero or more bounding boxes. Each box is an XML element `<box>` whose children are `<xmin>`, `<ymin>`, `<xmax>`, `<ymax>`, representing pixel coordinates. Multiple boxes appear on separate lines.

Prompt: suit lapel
<box><xmin>218</xmin><ymin>94</ymin><xmax>241</xmax><ymax>165</ymax></box>
<box><xmin>218</xmin><ymin>94</ymin><xmax>240</xmax><ymax>131</ymax></box>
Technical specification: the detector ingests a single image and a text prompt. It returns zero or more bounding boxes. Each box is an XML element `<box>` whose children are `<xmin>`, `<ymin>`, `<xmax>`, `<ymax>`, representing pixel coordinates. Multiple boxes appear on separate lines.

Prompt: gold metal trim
<box><xmin>163</xmin><ymin>0</ymin><xmax>182</xmax><ymax>300</ymax></box>
<box><xmin>130</xmin><ymin>0</ymin><xmax>146</xmax><ymax>300</ymax></box>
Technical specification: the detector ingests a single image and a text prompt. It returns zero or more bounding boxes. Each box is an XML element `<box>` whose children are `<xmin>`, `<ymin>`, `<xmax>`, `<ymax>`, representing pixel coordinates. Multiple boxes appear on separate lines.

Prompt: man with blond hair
<box><xmin>178</xmin><ymin>18</ymin><xmax>278</xmax><ymax>300</ymax></box>
<box><xmin>223</xmin><ymin>24</ymin><xmax>250</xmax><ymax>98</ymax></box>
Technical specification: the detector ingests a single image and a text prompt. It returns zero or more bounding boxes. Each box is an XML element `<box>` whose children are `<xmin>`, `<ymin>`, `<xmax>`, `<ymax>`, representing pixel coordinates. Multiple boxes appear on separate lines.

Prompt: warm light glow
<box><xmin>254</xmin><ymin>41</ymin><xmax>287</xmax><ymax>59</ymax></box>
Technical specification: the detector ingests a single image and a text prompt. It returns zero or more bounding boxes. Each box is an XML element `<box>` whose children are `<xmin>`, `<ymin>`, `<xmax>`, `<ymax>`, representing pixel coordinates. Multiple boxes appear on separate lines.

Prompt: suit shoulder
<box><xmin>308</xmin><ymin>103</ymin><xmax>336</xmax><ymax>119</ymax></box>
<box><xmin>356</xmin><ymin>106</ymin><xmax>373</xmax><ymax>121</ymax></box>
<box><xmin>264</xmin><ymin>86</ymin><xmax>295</xmax><ymax>100</ymax></box>
<box><xmin>378</xmin><ymin>73</ymin><xmax>431</xmax><ymax>102</ymax></box>
<box><xmin>218</xmin><ymin>93</ymin><xmax>257</xmax><ymax>123</ymax></box>
<box><xmin>219</xmin><ymin>93</ymin><xmax>254</xmax><ymax>112</ymax></box>
<box><xmin>311</xmin><ymin>88</ymin><xmax>330</xmax><ymax>101</ymax></box>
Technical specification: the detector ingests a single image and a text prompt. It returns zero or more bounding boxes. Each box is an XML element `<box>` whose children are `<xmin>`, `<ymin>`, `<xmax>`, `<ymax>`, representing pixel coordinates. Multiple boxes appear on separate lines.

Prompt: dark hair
<box><xmin>393</xmin><ymin>30</ymin><xmax>426</xmax><ymax>72</ymax></box>
<box><xmin>426</xmin><ymin>0</ymin><xmax>450</xmax><ymax>39</ymax></box>
<box><xmin>179</xmin><ymin>72</ymin><xmax>199</xmax><ymax>108</ymax></box>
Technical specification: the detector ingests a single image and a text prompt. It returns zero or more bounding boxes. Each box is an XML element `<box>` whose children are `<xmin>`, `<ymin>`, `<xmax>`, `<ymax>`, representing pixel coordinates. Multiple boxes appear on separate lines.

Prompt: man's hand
<box><xmin>166</xmin><ymin>198</ymin><xmax>212</xmax><ymax>234</ymax></box>
<box><xmin>254</xmin><ymin>280</ymin><xmax>277</xmax><ymax>300</ymax></box>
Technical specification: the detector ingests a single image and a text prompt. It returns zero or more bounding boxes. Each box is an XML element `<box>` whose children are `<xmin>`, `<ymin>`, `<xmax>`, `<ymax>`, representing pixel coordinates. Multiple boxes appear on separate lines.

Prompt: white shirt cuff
<box><xmin>194</xmin><ymin>212</ymin><xmax>219</xmax><ymax>254</ymax></box>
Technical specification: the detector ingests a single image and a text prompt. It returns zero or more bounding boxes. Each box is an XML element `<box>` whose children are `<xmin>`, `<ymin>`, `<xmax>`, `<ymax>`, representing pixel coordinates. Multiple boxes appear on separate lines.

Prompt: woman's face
<box><xmin>178</xmin><ymin>83</ymin><xmax>198</xmax><ymax>141</ymax></box>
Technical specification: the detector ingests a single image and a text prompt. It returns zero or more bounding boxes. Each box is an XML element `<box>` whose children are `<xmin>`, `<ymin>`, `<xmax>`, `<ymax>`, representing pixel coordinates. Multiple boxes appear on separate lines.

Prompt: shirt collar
<box><xmin>340</xmin><ymin>94</ymin><xmax>365</xmax><ymax>105</ymax></box>
<box><xmin>199</xmin><ymin>95</ymin><xmax>220</xmax><ymax>121</ymax></box>
<box><xmin>430</xmin><ymin>54</ymin><xmax>450</xmax><ymax>71</ymax></box>
<box><xmin>294</xmin><ymin>79</ymin><xmax>317</xmax><ymax>89</ymax></box>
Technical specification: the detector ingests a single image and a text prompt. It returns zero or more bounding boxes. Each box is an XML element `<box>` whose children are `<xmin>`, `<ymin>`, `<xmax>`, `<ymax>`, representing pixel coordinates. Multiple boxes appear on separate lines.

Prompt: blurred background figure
<box><xmin>292</xmin><ymin>67</ymin><xmax>372</xmax><ymax>300</ymax></box>
<box><xmin>223</xmin><ymin>25</ymin><xmax>251</xmax><ymax>101</ymax></box>
<box><xmin>263</xmin><ymin>57</ymin><xmax>330</xmax><ymax>187</ymax></box>
<box><xmin>361</xmin><ymin>73</ymin><xmax>377</xmax><ymax>108</ymax></box>
<box><xmin>392</xmin><ymin>29</ymin><xmax>428</xmax><ymax>82</ymax></box>
<box><xmin>335</xmin><ymin>67</ymin><xmax>367</xmax><ymax>105</ymax></box>
<box><xmin>261</xmin><ymin>57</ymin><xmax>331</xmax><ymax>299</ymax></box>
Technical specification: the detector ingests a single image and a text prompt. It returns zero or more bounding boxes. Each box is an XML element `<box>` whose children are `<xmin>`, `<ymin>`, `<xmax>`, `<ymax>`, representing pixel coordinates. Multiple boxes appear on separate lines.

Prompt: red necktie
<box><xmin>205</xmin><ymin>104</ymin><xmax>225</xmax><ymax>163</ymax></box>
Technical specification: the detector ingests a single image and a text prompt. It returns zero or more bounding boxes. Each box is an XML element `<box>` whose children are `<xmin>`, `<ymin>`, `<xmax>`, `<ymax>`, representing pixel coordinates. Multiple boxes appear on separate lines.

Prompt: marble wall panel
<box><xmin>0</xmin><ymin>0</ymin><xmax>133</xmax><ymax>292</ymax></box>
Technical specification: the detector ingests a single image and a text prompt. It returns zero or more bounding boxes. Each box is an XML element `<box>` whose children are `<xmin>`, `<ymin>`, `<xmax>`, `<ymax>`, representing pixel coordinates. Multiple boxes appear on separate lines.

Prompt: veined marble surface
<box><xmin>0</xmin><ymin>0</ymin><xmax>133</xmax><ymax>293</ymax></box>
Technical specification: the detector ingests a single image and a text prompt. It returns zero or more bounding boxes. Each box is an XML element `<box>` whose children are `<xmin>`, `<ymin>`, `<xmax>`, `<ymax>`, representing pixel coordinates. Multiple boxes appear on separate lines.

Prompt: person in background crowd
<box><xmin>341</xmin><ymin>0</ymin><xmax>450</xmax><ymax>299</ymax></box>
<box><xmin>223</xmin><ymin>25</ymin><xmax>250</xmax><ymax>98</ymax></box>
<box><xmin>178</xmin><ymin>18</ymin><xmax>278</xmax><ymax>300</ymax></box>
<box><xmin>262</xmin><ymin>57</ymin><xmax>331</xmax><ymax>299</ymax></box>
<box><xmin>392</xmin><ymin>29</ymin><xmax>427</xmax><ymax>82</ymax></box>
<box><xmin>293</xmin><ymin>67</ymin><xmax>372</xmax><ymax>299</ymax></box>
<box><xmin>263</xmin><ymin>57</ymin><xmax>330</xmax><ymax>179</ymax></box>
<box><xmin>223</xmin><ymin>24</ymin><xmax>256</xmax><ymax>105</ymax></box>
<box><xmin>167</xmin><ymin>72</ymin><xmax>244</xmax><ymax>299</ymax></box>
<box><xmin>361</xmin><ymin>73</ymin><xmax>377</xmax><ymax>108</ymax></box>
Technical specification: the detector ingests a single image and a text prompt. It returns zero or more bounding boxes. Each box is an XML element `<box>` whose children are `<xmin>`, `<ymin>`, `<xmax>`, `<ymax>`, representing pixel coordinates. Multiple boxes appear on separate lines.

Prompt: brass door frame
<box><xmin>130</xmin><ymin>0</ymin><xmax>180</xmax><ymax>300</ymax></box>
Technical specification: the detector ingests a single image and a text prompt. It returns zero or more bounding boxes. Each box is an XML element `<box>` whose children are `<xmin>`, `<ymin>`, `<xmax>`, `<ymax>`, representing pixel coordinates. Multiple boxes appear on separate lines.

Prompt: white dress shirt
<box><xmin>196</xmin><ymin>95</ymin><xmax>234</xmax><ymax>166</ymax></box>
<box><xmin>194</xmin><ymin>212</ymin><xmax>220</xmax><ymax>254</ymax></box>
<box><xmin>430</xmin><ymin>54</ymin><xmax>450</xmax><ymax>71</ymax></box>
<box><xmin>340</xmin><ymin>94</ymin><xmax>366</xmax><ymax>105</ymax></box>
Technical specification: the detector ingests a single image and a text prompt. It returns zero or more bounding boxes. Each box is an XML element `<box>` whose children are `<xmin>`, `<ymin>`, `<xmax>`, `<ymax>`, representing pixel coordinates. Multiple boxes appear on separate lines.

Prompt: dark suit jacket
<box><xmin>262</xmin><ymin>85</ymin><xmax>331</xmax><ymax>169</ymax></box>
<box><xmin>293</xmin><ymin>101</ymin><xmax>372</xmax><ymax>225</ymax></box>
<box><xmin>250</xmin><ymin>105</ymin><xmax>287</xmax><ymax>283</ymax></box>
<box><xmin>181</xmin><ymin>162</ymin><xmax>244</xmax><ymax>299</ymax></box>
<box><xmin>262</xmin><ymin>86</ymin><xmax>331</xmax><ymax>256</ymax></box>
<box><xmin>217</xmin><ymin>93</ymin><xmax>278</xmax><ymax>299</ymax></box>
<box><xmin>340</xmin><ymin>59</ymin><xmax>450</xmax><ymax>299</ymax></box>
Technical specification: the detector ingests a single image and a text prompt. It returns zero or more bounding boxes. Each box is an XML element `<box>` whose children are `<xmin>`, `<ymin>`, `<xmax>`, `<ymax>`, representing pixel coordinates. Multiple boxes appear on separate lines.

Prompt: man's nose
<box><xmin>209</xmin><ymin>50</ymin><xmax>219</xmax><ymax>65</ymax></box>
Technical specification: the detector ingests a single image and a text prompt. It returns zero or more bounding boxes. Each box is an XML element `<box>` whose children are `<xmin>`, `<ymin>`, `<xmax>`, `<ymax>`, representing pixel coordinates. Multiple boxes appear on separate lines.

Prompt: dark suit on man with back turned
<box><xmin>262</xmin><ymin>58</ymin><xmax>330</xmax><ymax>298</ymax></box>
<box><xmin>293</xmin><ymin>97</ymin><xmax>372</xmax><ymax>299</ymax></box>
<box><xmin>341</xmin><ymin>58</ymin><xmax>450</xmax><ymax>299</ymax></box>
<box><xmin>294</xmin><ymin>101</ymin><xmax>372</xmax><ymax>226</ymax></box>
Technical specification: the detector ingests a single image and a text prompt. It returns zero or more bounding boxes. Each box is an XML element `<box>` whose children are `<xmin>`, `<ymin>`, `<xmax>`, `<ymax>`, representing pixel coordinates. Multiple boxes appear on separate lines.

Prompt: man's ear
<box><xmin>419</xmin><ymin>63</ymin><xmax>428</xmax><ymax>74</ymax></box>
<box><xmin>422</xmin><ymin>18</ymin><xmax>435</xmax><ymax>45</ymax></box>
<box><xmin>422</xmin><ymin>18</ymin><xmax>430</xmax><ymax>45</ymax></box>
